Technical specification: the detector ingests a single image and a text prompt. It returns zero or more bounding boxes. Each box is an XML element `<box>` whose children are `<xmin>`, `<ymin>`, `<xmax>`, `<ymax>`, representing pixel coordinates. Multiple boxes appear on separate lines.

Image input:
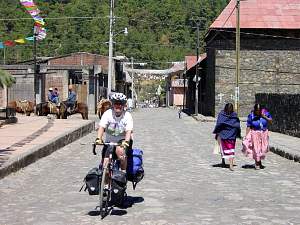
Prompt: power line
<box><xmin>0</xmin><ymin>16</ymin><xmax>108</xmax><ymax>21</ymax></box>
<box><xmin>4</xmin><ymin>40</ymin><xmax>193</xmax><ymax>49</ymax></box>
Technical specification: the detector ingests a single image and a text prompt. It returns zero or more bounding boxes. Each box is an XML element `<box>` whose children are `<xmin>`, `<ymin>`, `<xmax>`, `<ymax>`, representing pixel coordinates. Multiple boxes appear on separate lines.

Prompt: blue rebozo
<box><xmin>126</xmin><ymin>148</ymin><xmax>144</xmax><ymax>190</ymax></box>
<box><xmin>247</xmin><ymin>109</ymin><xmax>272</xmax><ymax>131</ymax></box>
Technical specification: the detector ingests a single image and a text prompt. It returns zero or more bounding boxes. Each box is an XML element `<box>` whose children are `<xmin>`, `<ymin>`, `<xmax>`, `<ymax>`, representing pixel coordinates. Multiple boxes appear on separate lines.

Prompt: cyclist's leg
<box><xmin>115</xmin><ymin>146</ymin><xmax>126</xmax><ymax>171</ymax></box>
<box><xmin>115</xmin><ymin>139</ymin><xmax>132</xmax><ymax>171</ymax></box>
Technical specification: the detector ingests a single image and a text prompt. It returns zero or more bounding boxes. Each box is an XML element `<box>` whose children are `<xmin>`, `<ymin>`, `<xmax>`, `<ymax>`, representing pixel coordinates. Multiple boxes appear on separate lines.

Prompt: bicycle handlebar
<box><xmin>92</xmin><ymin>142</ymin><xmax>119</xmax><ymax>155</ymax></box>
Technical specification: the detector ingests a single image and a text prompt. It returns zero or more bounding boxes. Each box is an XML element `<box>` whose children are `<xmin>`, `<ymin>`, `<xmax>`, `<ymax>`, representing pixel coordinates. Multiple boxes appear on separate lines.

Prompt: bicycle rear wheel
<box><xmin>99</xmin><ymin>167</ymin><xmax>109</xmax><ymax>217</ymax></box>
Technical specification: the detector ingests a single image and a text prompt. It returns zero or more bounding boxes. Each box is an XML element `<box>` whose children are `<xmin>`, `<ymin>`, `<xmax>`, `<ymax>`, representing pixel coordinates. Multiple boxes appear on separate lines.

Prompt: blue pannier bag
<box><xmin>126</xmin><ymin>148</ymin><xmax>144</xmax><ymax>190</ymax></box>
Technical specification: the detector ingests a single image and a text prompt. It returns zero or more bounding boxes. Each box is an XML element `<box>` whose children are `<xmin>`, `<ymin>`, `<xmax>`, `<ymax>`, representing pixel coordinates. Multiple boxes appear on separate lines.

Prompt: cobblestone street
<box><xmin>0</xmin><ymin>108</ymin><xmax>299</xmax><ymax>225</ymax></box>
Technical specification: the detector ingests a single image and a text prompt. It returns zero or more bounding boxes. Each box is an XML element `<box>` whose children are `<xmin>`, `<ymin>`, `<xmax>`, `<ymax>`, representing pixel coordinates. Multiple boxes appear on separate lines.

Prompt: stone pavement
<box><xmin>0</xmin><ymin>108</ymin><xmax>299</xmax><ymax>225</ymax></box>
<box><xmin>0</xmin><ymin>114</ymin><xmax>95</xmax><ymax>179</ymax></box>
<box><xmin>192</xmin><ymin>114</ymin><xmax>300</xmax><ymax>163</ymax></box>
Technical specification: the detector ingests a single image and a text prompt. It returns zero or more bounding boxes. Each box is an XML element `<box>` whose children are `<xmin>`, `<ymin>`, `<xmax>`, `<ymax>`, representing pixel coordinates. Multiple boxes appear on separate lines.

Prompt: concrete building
<box><xmin>0</xmin><ymin>52</ymin><xmax>110</xmax><ymax>113</ymax></box>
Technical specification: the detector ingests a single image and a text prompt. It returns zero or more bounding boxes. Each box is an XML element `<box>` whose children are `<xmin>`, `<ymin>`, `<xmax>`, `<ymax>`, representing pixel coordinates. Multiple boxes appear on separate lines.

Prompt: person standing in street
<box><xmin>213</xmin><ymin>103</ymin><xmax>241</xmax><ymax>171</ymax></box>
<box><xmin>53</xmin><ymin>87</ymin><xmax>60</xmax><ymax>104</ymax></box>
<box><xmin>127</xmin><ymin>97</ymin><xmax>133</xmax><ymax>112</ymax></box>
<box><xmin>242</xmin><ymin>103</ymin><xmax>272</xmax><ymax>170</ymax></box>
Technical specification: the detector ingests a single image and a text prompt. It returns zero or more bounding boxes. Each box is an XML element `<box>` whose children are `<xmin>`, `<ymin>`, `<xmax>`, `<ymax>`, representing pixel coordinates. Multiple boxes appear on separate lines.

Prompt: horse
<box><xmin>96</xmin><ymin>99</ymin><xmax>111</xmax><ymax>119</ymax></box>
<box><xmin>59</xmin><ymin>101</ymin><xmax>89</xmax><ymax>120</ymax></box>
<box><xmin>36</xmin><ymin>102</ymin><xmax>61</xmax><ymax>118</ymax></box>
<box><xmin>8</xmin><ymin>100</ymin><xmax>34</xmax><ymax>116</ymax></box>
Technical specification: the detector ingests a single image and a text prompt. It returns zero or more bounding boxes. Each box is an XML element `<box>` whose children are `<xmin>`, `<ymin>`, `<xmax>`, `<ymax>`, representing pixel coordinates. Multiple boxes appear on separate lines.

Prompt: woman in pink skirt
<box><xmin>213</xmin><ymin>103</ymin><xmax>241</xmax><ymax>171</ymax></box>
<box><xmin>242</xmin><ymin>104</ymin><xmax>273</xmax><ymax>170</ymax></box>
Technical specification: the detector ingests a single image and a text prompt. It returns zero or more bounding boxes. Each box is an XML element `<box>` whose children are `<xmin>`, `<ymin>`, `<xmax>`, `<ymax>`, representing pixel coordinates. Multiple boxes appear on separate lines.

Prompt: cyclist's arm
<box><xmin>98</xmin><ymin>109</ymin><xmax>110</xmax><ymax>138</ymax></box>
<box><xmin>125</xmin><ymin>130</ymin><xmax>132</xmax><ymax>142</ymax></box>
<box><xmin>97</xmin><ymin>126</ymin><xmax>105</xmax><ymax>140</ymax></box>
<box><xmin>125</xmin><ymin>112</ymin><xmax>133</xmax><ymax>142</ymax></box>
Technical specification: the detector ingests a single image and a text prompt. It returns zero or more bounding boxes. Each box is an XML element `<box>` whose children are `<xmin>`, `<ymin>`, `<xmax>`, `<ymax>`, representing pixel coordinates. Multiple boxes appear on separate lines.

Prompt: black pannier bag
<box><xmin>110</xmin><ymin>170</ymin><xmax>127</xmax><ymax>206</ymax></box>
<box><xmin>81</xmin><ymin>167</ymin><xmax>102</xmax><ymax>195</ymax></box>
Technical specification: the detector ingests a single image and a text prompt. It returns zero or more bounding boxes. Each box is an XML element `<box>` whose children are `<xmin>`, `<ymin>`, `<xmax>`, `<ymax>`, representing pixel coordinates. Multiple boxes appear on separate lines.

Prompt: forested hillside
<box><xmin>0</xmin><ymin>0</ymin><xmax>228</xmax><ymax>68</ymax></box>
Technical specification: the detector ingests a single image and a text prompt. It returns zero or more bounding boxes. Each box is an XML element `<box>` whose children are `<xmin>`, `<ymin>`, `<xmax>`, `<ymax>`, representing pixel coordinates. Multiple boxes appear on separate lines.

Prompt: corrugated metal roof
<box><xmin>185</xmin><ymin>54</ymin><xmax>207</xmax><ymax>71</ymax></box>
<box><xmin>185</xmin><ymin>56</ymin><xmax>197</xmax><ymax>70</ymax></box>
<box><xmin>210</xmin><ymin>0</ymin><xmax>300</xmax><ymax>29</ymax></box>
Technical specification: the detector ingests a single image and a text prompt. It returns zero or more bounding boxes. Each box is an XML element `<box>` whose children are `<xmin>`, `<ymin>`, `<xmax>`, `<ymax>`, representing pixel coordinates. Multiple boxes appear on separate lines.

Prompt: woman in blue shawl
<box><xmin>213</xmin><ymin>103</ymin><xmax>241</xmax><ymax>171</ymax></box>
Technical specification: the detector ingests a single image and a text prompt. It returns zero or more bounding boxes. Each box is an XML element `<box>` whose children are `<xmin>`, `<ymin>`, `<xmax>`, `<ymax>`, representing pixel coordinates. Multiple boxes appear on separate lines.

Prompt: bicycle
<box><xmin>92</xmin><ymin>141</ymin><xmax>126</xmax><ymax>218</ymax></box>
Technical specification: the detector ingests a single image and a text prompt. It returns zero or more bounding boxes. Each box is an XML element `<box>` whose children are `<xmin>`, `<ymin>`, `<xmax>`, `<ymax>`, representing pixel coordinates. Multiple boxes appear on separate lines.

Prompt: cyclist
<box><xmin>96</xmin><ymin>92</ymin><xmax>133</xmax><ymax>173</ymax></box>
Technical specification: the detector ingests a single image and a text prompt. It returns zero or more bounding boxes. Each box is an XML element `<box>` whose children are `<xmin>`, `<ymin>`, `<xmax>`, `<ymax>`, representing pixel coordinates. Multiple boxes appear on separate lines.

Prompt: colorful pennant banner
<box><xmin>0</xmin><ymin>0</ymin><xmax>47</xmax><ymax>49</ymax></box>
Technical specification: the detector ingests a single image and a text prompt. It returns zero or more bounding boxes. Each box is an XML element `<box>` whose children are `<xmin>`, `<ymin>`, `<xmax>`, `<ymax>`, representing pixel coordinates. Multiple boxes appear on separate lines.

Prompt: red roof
<box><xmin>185</xmin><ymin>54</ymin><xmax>207</xmax><ymax>70</ymax></box>
<box><xmin>185</xmin><ymin>56</ymin><xmax>197</xmax><ymax>70</ymax></box>
<box><xmin>210</xmin><ymin>0</ymin><xmax>300</xmax><ymax>29</ymax></box>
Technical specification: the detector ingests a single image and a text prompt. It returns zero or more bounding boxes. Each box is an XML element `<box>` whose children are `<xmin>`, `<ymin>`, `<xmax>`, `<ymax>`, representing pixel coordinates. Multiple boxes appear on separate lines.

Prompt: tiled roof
<box><xmin>210</xmin><ymin>0</ymin><xmax>300</xmax><ymax>29</ymax></box>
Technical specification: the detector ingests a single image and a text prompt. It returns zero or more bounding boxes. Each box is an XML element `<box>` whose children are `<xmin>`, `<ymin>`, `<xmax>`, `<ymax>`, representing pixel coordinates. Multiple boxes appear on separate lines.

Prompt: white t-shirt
<box><xmin>99</xmin><ymin>109</ymin><xmax>133</xmax><ymax>143</ymax></box>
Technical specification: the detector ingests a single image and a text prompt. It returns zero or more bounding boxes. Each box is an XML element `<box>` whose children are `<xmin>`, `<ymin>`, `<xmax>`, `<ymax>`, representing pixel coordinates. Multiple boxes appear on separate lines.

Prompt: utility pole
<box><xmin>3</xmin><ymin>47</ymin><xmax>6</xmax><ymax>65</ymax></box>
<box><xmin>194</xmin><ymin>22</ymin><xmax>200</xmax><ymax>116</ymax></box>
<box><xmin>235</xmin><ymin>0</ymin><xmax>241</xmax><ymax>115</ymax></box>
<box><xmin>33</xmin><ymin>28</ymin><xmax>38</xmax><ymax>105</ymax></box>
<box><xmin>131</xmin><ymin>57</ymin><xmax>134</xmax><ymax>100</ymax></box>
<box><xmin>107</xmin><ymin>0</ymin><xmax>114</xmax><ymax>97</ymax></box>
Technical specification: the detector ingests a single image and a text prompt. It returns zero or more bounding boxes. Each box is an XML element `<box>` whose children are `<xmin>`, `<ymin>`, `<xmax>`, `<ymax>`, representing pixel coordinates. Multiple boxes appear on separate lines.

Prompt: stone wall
<box><xmin>256</xmin><ymin>93</ymin><xmax>300</xmax><ymax>138</ymax></box>
<box><xmin>214</xmin><ymin>50</ymin><xmax>300</xmax><ymax>116</ymax></box>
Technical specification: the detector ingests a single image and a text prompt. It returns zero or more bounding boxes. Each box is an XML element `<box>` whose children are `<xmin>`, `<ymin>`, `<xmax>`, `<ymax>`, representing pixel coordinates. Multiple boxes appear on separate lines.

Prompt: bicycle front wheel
<box><xmin>99</xmin><ymin>167</ymin><xmax>108</xmax><ymax>217</ymax></box>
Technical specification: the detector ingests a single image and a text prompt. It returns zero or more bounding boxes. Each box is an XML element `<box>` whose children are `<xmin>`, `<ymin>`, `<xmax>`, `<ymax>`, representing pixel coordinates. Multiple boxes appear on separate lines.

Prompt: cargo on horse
<box><xmin>36</xmin><ymin>101</ymin><xmax>61</xmax><ymax>118</ymax></box>
<box><xmin>8</xmin><ymin>100</ymin><xmax>34</xmax><ymax>116</ymax></box>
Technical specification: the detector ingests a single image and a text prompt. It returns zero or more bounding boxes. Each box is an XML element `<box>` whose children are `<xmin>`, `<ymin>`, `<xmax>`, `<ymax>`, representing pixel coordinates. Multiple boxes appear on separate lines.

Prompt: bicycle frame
<box><xmin>93</xmin><ymin>142</ymin><xmax>119</xmax><ymax>218</ymax></box>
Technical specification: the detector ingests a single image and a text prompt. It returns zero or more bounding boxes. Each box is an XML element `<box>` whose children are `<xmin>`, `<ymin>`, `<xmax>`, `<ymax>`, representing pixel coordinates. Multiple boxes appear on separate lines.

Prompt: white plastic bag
<box><xmin>213</xmin><ymin>140</ymin><xmax>221</xmax><ymax>155</ymax></box>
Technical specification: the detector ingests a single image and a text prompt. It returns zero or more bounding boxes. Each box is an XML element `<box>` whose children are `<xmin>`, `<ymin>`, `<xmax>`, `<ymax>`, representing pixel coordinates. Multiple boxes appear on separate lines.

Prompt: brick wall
<box><xmin>214</xmin><ymin>50</ymin><xmax>300</xmax><ymax>116</ymax></box>
<box><xmin>48</xmin><ymin>53</ymin><xmax>108</xmax><ymax>71</ymax></box>
<box><xmin>256</xmin><ymin>93</ymin><xmax>300</xmax><ymax>138</ymax></box>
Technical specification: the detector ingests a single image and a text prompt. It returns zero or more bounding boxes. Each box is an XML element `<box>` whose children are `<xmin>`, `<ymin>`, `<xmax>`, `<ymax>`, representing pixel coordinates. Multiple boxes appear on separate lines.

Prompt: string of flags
<box><xmin>0</xmin><ymin>0</ymin><xmax>47</xmax><ymax>49</ymax></box>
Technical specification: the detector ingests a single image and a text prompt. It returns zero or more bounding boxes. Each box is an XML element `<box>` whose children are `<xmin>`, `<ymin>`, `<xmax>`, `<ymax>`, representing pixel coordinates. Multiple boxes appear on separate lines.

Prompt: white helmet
<box><xmin>110</xmin><ymin>92</ymin><xmax>127</xmax><ymax>105</ymax></box>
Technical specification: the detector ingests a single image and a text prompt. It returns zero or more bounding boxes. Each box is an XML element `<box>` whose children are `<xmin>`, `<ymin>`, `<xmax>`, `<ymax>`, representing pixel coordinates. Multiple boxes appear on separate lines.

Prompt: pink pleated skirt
<box><xmin>242</xmin><ymin>129</ymin><xmax>269</xmax><ymax>161</ymax></box>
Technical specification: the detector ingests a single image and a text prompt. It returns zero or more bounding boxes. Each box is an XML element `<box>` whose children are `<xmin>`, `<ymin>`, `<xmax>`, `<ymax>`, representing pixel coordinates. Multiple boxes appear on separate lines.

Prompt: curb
<box><xmin>0</xmin><ymin>120</ymin><xmax>95</xmax><ymax>179</ymax></box>
<box><xmin>269</xmin><ymin>146</ymin><xmax>300</xmax><ymax>163</ymax></box>
<box><xmin>191</xmin><ymin>114</ymin><xmax>216</xmax><ymax>122</ymax></box>
<box><xmin>0</xmin><ymin>117</ymin><xmax>18</xmax><ymax>127</ymax></box>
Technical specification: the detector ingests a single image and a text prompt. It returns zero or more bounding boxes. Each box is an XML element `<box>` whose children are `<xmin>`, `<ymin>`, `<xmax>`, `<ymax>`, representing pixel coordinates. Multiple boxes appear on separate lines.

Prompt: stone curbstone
<box><xmin>269</xmin><ymin>145</ymin><xmax>300</xmax><ymax>163</ymax></box>
<box><xmin>0</xmin><ymin>120</ymin><xmax>95</xmax><ymax>179</ymax></box>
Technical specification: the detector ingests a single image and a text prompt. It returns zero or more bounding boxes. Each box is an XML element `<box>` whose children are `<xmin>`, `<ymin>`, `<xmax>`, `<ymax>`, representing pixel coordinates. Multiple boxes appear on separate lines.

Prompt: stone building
<box><xmin>204</xmin><ymin>0</ymin><xmax>300</xmax><ymax>116</ymax></box>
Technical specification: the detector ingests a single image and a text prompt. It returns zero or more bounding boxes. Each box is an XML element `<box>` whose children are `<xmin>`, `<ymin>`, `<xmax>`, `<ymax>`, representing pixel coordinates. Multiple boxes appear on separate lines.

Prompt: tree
<box><xmin>0</xmin><ymin>69</ymin><xmax>15</xmax><ymax>88</ymax></box>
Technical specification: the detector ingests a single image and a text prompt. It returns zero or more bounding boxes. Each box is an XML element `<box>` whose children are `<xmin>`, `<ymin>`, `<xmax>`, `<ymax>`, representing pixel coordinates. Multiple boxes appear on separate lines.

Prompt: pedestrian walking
<box><xmin>127</xmin><ymin>97</ymin><xmax>133</xmax><ymax>112</ymax></box>
<box><xmin>178</xmin><ymin>106</ymin><xmax>182</xmax><ymax>119</ymax></box>
<box><xmin>213</xmin><ymin>103</ymin><xmax>241</xmax><ymax>171</ymax></box>
<box><xmin>242</xmin><ymin>103</ymin><xmax>272</xmax><ymax>170</ymax></box>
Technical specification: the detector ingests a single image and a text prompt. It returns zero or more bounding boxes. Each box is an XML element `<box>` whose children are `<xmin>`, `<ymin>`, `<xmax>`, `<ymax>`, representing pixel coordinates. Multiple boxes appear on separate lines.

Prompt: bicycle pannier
<box><xmin>111</xmin><ymin>170</ymin><xmax>127</xmax><ymax>206</ymax></box>
<box><xmin>126</xmin><ymin>148</ymin><xmax>144</xmax><ymax>190</ymax></box>
<box><xmin>84</xmin><ymin>167</ymin><xmax>102</xmax><ymax>195</ymax></box>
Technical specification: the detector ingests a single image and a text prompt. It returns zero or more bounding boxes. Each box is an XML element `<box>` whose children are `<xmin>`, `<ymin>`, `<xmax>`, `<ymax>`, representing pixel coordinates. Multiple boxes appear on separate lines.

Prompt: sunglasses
<box><xmin>113</xmin><ymin>102</ymin><xmax>124</xmax><ymax>106</ymax></box>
